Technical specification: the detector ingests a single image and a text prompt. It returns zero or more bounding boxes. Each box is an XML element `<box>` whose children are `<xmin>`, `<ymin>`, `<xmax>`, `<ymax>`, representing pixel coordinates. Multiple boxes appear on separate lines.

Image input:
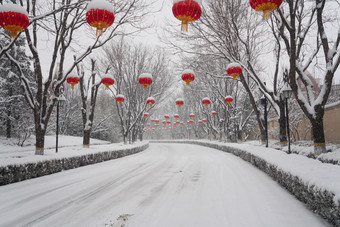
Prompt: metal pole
<box><xmin>56</xmin><ymin>101</ymin><xmax>59</xmax><ymax>153</ymax></box>
<box><xmin>286</xmin><ymin>98</ymin><xmax>291</xmax><ymax>153</ymax></box>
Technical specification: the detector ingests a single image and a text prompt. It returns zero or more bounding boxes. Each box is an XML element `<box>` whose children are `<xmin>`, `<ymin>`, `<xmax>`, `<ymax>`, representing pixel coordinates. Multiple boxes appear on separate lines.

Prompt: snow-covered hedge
<box><xmin>0</xmin><ymin>143</ymin><xmax>149</xmax><ymax>186</ymax></box>
<box><xmin>151</xmin><ymin>140</ymin><xmax>340</xmax><ymax>226</ymax></box>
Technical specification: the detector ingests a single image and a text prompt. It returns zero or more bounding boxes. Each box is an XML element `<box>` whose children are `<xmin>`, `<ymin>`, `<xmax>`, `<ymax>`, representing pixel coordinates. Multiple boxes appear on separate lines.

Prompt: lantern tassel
<box><xmin>96</xmin><ymin>28</ymin><xmax>103</xmax><ymax>36</ymax></box>
<box><xmin>10</xmin><ymin>31</ymin><xmax>18</xmax><ymax>39</ymax></box>
<box><xmin>263</xmin><ymin>11</ymin><xmax>271</xmax><ymax>20</ymax></box>
<box><xmin>204</xmin><ymin>104</ymin><xmax>208</xmax><ymax>108</ymax></box>
<box><xmin>105</xmin><ymin>84</ymin><xmax>109</xmax><ymax>90</ymax></box>
<box><xmin>71</xmin><ymin>84</ymin><xmax>75</xmax><ymax>90</ymax></box>
<box><xmin>181</xmin><ymin>21</ymin><xmax>188</xmax><ymax>32</ymax></box>
<box><xmin>186</xmin><ymin>81</ymin><xmax>190</xmax><ymax>86</ymax></box>
<box><xmin>143</xmin><ymin>85</ymin><xmax>147</xmax><ymax>89</ymax></box>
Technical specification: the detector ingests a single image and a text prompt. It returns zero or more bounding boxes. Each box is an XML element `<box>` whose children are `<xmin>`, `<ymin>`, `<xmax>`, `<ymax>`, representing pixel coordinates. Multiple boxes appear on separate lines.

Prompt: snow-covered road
<box><xmin>0</xmin><ymin>143</ymin><xmax>328</xmax><ymax>227</ymax></box>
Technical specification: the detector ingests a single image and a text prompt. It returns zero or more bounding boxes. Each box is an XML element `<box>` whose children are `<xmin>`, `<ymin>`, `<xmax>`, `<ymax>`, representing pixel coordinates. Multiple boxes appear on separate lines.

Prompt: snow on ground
<box><xmin>197</xmin><ymin>140</ymin><xmax>340</xmax><ymax>204</ymax></box>
<box><xmin>244</xmin><ymin>139</ymin><xmax>340</xmax><ymax>161</ymax></box>
<box><xmin>0</xmin><ymin>143</ymin><xmax>329</xmax><ymax>227</ymax></box>
<box><xmin>0</xmin><ymin>135</ymin><xmax>146</xmax><ymax>166</ymax></box>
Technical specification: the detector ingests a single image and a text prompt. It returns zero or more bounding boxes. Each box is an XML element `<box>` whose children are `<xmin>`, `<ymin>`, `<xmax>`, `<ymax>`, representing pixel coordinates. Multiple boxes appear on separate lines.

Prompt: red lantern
<box><xmin>151</xmin><ymin>119</ymin><xmax>155</xmax><ymax>123</ymax></box>
<box><xmin>86</xmin><ymin>0</ymin><xmax>115</xmax><ymax>36</ymax></box>
<box><xmin>198</xmin><ymin>120</ymin><xmax>202</xmax><ymax>124</ymax></box>
<box><xmin>0</xmin><ymin>4</ymin><xmax>29</xmax><ymax>39</ymax></box>
<box><xmin>176</xmin><ymin>98</ymin><xmax>184</xmax><ymax>108</ymax></box>
<box><xmin>147</xmin><ymin>97</ymin><xmax>155</xmax><ymax>107</ymax></box>
<box><xmin>167</xmin><ymin>121</ymin><xmax>171</xmax><ymax>125</ymax></box>
<box><xmin>147</xmin><ymin>123</ymin><xmax>151</xmax><ymax>127</ymax></box>
<box><xmin>225</xmin><ymin>95</ymin><xmax>234</xmax><ymax>106</ymax></box>
<box><xmin>101</xmin><ymin>75</ymin><xmax>115</xmax><ymax>90</ymax></box>
<box><xmin>202</xmin><ymin>119</ymin><xmax>207</xmax><ymax>123</ymax></box>
<box><xmin>172</xmin><ymin>0</ymin><xmax>202</xmax><ymax>32</ymax></box>
<box><xmin>227</xmin><ymin>63</ymin><xmax>242</xmax><ymax>81</ymax></box>
<box><xmin>174</xmin><ymin>114</ymin><xmax>180</xmax><ymax>119</ymax></box>
<box><xmin>249</xmin><ymin>0</ymin><xmax>283</xmax><ymax>19</ymax></box>
<box><xmin>155</xmin><ymin>119</ymin><xmax>160</xmax><ymax>124</ymax></box>
<box><xmin>116</xmin><ymin>94</ymin><xmax>125</xmax><ymax>104</ymax></box>
<box><xmin>212</xmin><ymin>111</ymin><xmax>217</xmax><ymax>117</ymax></box>
<box><xmin>144</xmin><ymin>112</ymin><xmax>149</xmax><ymax>118</ymax></box>
<box><xmin>202</xmin><ymin>97</ymin><xmax>211</xmax><ymax>107</ymax></box>
<box><xmin>187</xmin><ymin>120</ymin><xmax>194</xmax><ymax>125</ymax></box>
<box><xmin>181</xmin><ymin>69</ymin><xmax>195</xmax><ymax>86</ymax></box>
<box><xmin>66</xmin><ymin>76</ymin><xmax>80</xmax><ymax>90</ymax></box>
<box><xmin>189</xmin><ymin>113</ymin><xmax>195</xmax><ymax>119</ymax></box>
<box><xmin>139</xmin><ymin>73</ymin><xmax>153</xmax><ymax>89</ymax></box>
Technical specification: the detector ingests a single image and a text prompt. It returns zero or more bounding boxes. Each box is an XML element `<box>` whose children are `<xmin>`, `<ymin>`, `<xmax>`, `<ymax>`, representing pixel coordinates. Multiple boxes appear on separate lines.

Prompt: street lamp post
<box><xmin>56</xmin><ymin>94</ymin><xmax>66</xmax><ymax>153</ymax></box>
<box><xmin>281</xmin><ymin>77</ymin><xmax>292</xmax><ymax>154</ymax></box>
<box><xmin>260</xmin><ymin>95</ymin><xmax>268</xmax><ymax>147</ymax></box>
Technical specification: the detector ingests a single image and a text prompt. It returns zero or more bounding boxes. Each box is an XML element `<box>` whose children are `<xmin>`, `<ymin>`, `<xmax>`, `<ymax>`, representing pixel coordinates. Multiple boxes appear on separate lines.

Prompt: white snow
<box><xmin>139</xmin><ymin>73</ymin><xmax>152</xmax><ymax>79</ymax></box>
<box><xmin>116</xmin><ymin>94</ymin><xmax>124</xmax><ymax>99</ymax></box>
<box><xmin>176</xmin><ymin>98</ymin><xmax>184</xmax><ymax>102</ymax></box>
<box><xmin>0</xmin><ymin>3</ymin><xmax>28</xmax><ymax>16</ymax></box>
<box><xmin>0</xmin><ymin>143</ymin><xmax>327</xmax><ymax>227</ymax></box>
<box><xmin>86</xmin><ymin>0</ymin><xmax>114</xmax><ymax>12</ymax></box>
<box><xmin>147</xmin><ymin>97</ymin><xmax>155</xmax><ymax>102</ymax></box>
<box><xmin>182</xmin><ymin>69</ymin><xmax>195</xmax><ymax>75</ymax></box>
<box><xmin>227</xmin><ymin>62</ymin><xmax>241</xmax><ymax>69</ymax></box>
<box><xmin>0</xmin><ymin>135</ymin><xmax>145</xmax><ymax>167</ymax></box>
<box><xmin>202</xmin><ymin>97</ymin><xmax>210</xmax><ymax>101</ymax></box>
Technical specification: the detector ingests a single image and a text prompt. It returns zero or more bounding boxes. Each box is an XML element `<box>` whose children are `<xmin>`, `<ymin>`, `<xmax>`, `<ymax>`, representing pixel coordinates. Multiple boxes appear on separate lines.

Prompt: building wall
<box><xmin>266</xmin><ymin>102</ymin><xmax>340</xmax><ymax>143</ymax></box>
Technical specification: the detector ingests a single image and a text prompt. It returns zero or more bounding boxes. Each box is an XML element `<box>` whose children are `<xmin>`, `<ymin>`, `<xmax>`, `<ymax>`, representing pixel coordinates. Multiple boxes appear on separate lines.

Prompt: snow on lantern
<box><xmin>164</xmin><ymin>115</ymin><xmax>170</xmax><ymax>119</ymax></box>
<box><xmin>249</xmin><ymin>0</ymin><xmax>283</xmax><ymax>19</ymax></box>
<box><xmin>181</xmin><ymin>69</ymin><xmax>195</xmax><ymax>86</ymax></box>
<box><xmin>147</xmin><ymin>97</ymin><xmax>155</xmax><ymax>107</ymax></box>
<box><xmin>151</xmin><ymin>119</ymin><xmax>155</xmax><ymax>123</ymax></box>
<box><xmin>187</xmin><ymin>120</ymin><xmax>194</xmax><ymax>125</ymax></box>
<box><xmin>176</xmin><ymin>98</ymin><xmax>184</xmax><ymax>108</ymax></box>
<box><xmin>139</xmin><ymin>73</ymin><xmax>153</xmax><ymax>89</ymax></box>
<box><xmin>225</xmin><ymin>95</ymin><xmax>234</xmax><ymax>106</ymax></box>
<box><xmin>86</xmin><ymin>0</ymin><xmax>115</xmax><ymax>36</ymax></box>
<box><xmin>116</xmin><ymin>94</ymin><xmax>125</xmax><ymax>104</ymax></box>
<box><xmin>172</xmin><ymin>0</ymin><xmax>202</xmax><ymax>32</ymax></box>
<box><xmin>101</xmin><ymin>74</ymin><xmax>115</xmax><ymax>90</ymax></box>
<box><xmin>227</xmin><ymin>63</ymin><xmax>242</xmax><ymax>81</ymax></box>
<box><xmin>198</xmin><ymin>120</ymin><xmax>203</xmax><ymax>124</ymax></box>
<box><xmin>211</xmin><ymin>111</ymin><xmax>217</xmax><ymax>117</ymax></box>
<box><xmin>202</xmin><ymin>119</ymin><xmax>207</xmax><ymax>123</ymax></box>
<box><xmin>144</xmin><ymin>112</ymin><xmax>149</xmax><ymax>118</ymax></box>
<box><xmin>0</xmin><ymin>3</ymin><xmax>29</xmax><ymax>39</ymax></box>
<box><xmin>202</xmin><ymin>97</ymin><xmax>211</xmax><ymax>107</ymax></box>
<box><xmin>189</xmin><ymin>113</ymin><xmax>195</xmax><ymax>119</ymax></box>
<box><xmin>174</xmin><ymin>114</ymin><xmax>180</xmax><ymax>119</ymax></box>
<box><xmin>66</xmin><ymin>76</ymin><xmax>80</xmax><ymax>90</ymax></box>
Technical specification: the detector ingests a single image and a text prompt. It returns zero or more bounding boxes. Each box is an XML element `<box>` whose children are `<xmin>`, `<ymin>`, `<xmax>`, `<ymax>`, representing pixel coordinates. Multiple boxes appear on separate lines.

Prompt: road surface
<box><xmin>0</xmin><ymin>143</ymin><xmax>328</xmax><ymax>226</ymax></box>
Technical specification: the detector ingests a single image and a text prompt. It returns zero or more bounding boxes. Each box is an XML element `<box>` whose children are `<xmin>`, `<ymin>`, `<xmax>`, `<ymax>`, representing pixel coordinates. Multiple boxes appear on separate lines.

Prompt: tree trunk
<box><xmin>6</xmin><ymin>105</ymin><xmax>11</xmax><ymax>138</ymax></box>
<box><xmin>279</xmin><ymin>102</ymin><xmax>287</xmax><ymax>145</ymax></box>
<box><xmin>310</xmin><ymin>115</ymin><xmax>326</xmax><ymax>155</ymax></box>
<box><xmin>83</xmin><ymin>130</ymin><xmax>91</xmax><ymax>148</ymax></box>
<box><xmin>35</xmin><ymin>126</ymin><xmax>45</xmax><ymax>155</ymax></box>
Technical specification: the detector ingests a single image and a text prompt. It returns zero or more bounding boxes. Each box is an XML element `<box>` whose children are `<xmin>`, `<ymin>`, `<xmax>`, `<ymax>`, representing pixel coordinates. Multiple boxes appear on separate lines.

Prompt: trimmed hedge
<box><xmin>151</xmin><ymin>140</ymin><xmax>340</xmax><ymax>226</ymax></box>
<box><xmin>0</xmin><ymin>143</ymin><xmax>149</xmax><ymax>186</ymax></box>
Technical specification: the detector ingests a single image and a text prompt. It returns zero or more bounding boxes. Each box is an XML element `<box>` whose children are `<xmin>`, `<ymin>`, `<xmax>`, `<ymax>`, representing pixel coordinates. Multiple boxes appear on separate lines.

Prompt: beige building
<box><xmin>266</xmin><ymin>101</ymin><xmax>340</xmax><ymax>144</ymax></box>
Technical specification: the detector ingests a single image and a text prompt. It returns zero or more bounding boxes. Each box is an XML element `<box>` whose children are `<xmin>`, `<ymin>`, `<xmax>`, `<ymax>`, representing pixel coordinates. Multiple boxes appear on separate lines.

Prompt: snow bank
<box><xmin>0</xmin><ymin>142</ymin><xmax>149</xmax><ymax>186</ymax></box>
<box><xmin>151</xmin><ymin>140</ymin><xmax>340</xmax><ymax>226</ymax></box>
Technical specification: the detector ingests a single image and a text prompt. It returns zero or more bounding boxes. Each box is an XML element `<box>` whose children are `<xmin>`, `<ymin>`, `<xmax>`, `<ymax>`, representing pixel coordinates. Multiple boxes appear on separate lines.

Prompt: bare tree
<box><xmin>1</xmin><ymin>0</ymin><xmax>154</xmax><ymax>154</ymax></box>
<box><xmin>276</xmin><ymin>0</ymin><xmax>340</xmax><ymax>153</ymax></box>
<box><xmin>100</xmin><ymin>39</ymin><xmax>174</xmax><ymax>143</ymax></box>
